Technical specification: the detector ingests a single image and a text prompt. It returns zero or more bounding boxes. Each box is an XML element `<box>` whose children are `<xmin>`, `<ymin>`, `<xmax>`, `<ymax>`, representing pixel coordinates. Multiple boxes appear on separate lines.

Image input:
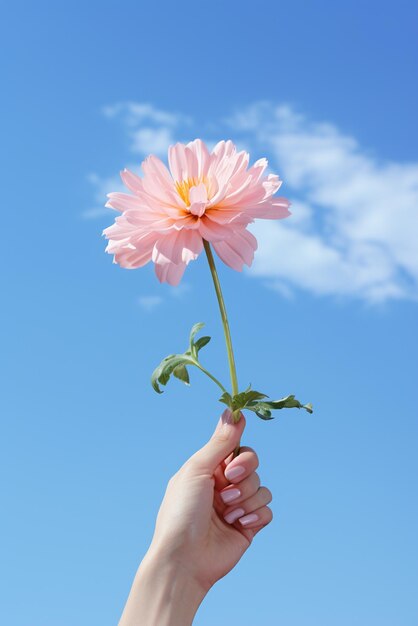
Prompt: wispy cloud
<box><xmin>90</xmin><ymin>100</ymin><xmax>418</xmax><ymax>303</ymax></box>
<box><xmin>81</xmin><ymin>172</ymin><xmax>125</xmax><ymax>220</ymax></box>
<box><xmin>102</xmin><ymin>101</ymin><xmax>189</xmax><ymax>156</ymax></box>
<box><xmin>228</xmin><ymin>102</ymin><xmax>418</xmax><ymax>302</ymax></box>
<box><xmin>137</xmin><ymin>295</ymin><xmax>163</xmax><ymax>312</ymax></box>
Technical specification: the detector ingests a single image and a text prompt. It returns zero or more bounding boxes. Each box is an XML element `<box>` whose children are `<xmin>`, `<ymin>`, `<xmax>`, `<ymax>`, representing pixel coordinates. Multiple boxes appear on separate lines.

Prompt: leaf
<box><xmin>189</xmin><ymin>322</ymin><xmax>205</xmax><ymax>349</ymax></box>
<box><xmin>245</xmin><ymin>394</ymin><xmax>314</xmax><ymax>419</ymax></box>
<box><xmin>194</xmin><ymin>335</ymin><xmax>211</xmax><ymax>354</ymax></box>
<box><xmin>232</xmin><ymin>389</ymin><xmax>268</xmax><ymax>410</ymax></box>
<box><xmin>151</xmin><ymin>322</ymin><xmax>219</xmax><ymax>394</ymax></box>
<box><xmin>221</xmin><ymin>385</ymin><xmax>313</xmax><ymax>420</ymax></box>
<box><xmin>263</xmin><ymin>395</ymin><xmax>314</xmax><ymax>414</ymax></box>
<box><xmin>151</xmin><ymin>354</ymin><xmax>194</xmax><ymax>393</ymax></box>
<box><xmin>219</xmin><ymin>391</ymin><xmax>233</xmax><ymax>408</ymax></box>
<box><xmin>173</xmin><ymin>364</ymin><xmax>190</xmax><ymax>385</ymax></box>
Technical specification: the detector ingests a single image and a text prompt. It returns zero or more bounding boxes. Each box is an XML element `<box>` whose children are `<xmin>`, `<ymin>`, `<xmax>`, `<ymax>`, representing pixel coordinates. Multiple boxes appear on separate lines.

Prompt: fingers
<box><xmin>219</xmin><ymin>471</ymin><xmax>260</xmax><ymax>505</ymax></box>
<box><xmin>222</xmin><ymin>486</ymin><xmax>273</xmax><ymax>526</ymax></box>
<box><xmin>189</xmin><ymin>411</ymin><xmax>246</xmax><ymax>474</ymax></box>
<box><xmin>224</xmin><ymin>446</ymin><xmax>259</xmax><ymax>484</ymax></box>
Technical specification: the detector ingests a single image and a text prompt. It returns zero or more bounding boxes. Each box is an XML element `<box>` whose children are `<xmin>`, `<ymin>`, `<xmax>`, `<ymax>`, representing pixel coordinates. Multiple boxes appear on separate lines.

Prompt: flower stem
<box><xmin>203</xmin><ymin>240</ymin><xmax>241</xmax><ymax>456</ymax></box>
<box><xmin>193</xmin><ymin>361</ymin><xmax>228</xmax><ymax>394</ymax></box>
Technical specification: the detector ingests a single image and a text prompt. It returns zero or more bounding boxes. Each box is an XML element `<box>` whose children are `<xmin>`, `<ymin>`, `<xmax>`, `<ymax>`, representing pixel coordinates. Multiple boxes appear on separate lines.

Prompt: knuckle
<box><xmin>211</xmin><ymin>430</ymin><xmax>231</xmax><ymax>445</ymax></box>
<box><xmin>251</xmin><ymin>452</ymin><xmax>260</xmax><ymax>469</ymax></box>
<box><xmin>261</xmin><ymin>486</ymin><xmax>273</xmax><ymax>504</ymax></box>
<box><xmin>265</xmin><ymin>506</ymin><xmax>273</xmax><ymax>523</ymax></box>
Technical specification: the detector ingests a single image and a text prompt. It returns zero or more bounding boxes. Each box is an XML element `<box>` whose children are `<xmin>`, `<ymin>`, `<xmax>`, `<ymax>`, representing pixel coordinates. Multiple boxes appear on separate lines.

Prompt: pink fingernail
<box><xmin>220</xmin><ymin>488</ymin><xmax>241</xmax><ymax>504</ymax></box>
<box><xmin>224</xmin><ymin>508</ymin><xmax>245</xmax><ymax>524</ymax></box>
<box><xmin>225</xmin><ymin>465</ymin><xmax>245</xmax><ymax>481</ymax></box>
<box><xmin>221</xmin><ymin>409</ymin><xmax>233</xmax><ymax>425</ymax></box>
<box><xmin>239</xmin><ymin>513</ymin><xmax>259</xmax><ymax>526</ymax></box>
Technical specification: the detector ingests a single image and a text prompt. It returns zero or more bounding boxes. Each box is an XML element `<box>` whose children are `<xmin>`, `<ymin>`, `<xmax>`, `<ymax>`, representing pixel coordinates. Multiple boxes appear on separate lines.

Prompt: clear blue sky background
<box><xmin>2</xmin><ymin>1</ymin><xmax>418</xmax><ymax>624</ymax></box>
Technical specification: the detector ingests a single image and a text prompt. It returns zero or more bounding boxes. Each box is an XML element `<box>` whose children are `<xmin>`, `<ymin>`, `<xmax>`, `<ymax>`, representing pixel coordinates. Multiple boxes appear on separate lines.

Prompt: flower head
<box><xmin>103</xmin><ymin>139</ymin><xmax>290</xmax><ymax>285</ymax></box>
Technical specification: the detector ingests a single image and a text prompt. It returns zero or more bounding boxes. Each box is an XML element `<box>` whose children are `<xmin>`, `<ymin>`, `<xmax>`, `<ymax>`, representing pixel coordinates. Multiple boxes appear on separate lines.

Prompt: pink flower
<box><xmin>103</xmin><ymin>139</ymin><xmax>290</xmax><ymax>285</ymax></box>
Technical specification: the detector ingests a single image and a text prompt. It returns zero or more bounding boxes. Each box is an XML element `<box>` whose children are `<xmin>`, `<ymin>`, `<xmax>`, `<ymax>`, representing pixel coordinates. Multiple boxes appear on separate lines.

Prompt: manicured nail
<box><xmin>225</xmin><ymin>465</ymin><xmax>245</xmax><ymax>481</ymax></box>
<box><xmin>220</xmin><ymin>488</ymin><xmax>241</xmax><ymax>504</ymax></box>
<box><xmin>239</xmin><ymin>513</ymin><xmax>259</xmax><ymax>526</ymax></box>
<box><xmin>224</xmin><ymin>508</ymin><xmax>245</xmax><ymax>524</ymax></box>
<box><xmin>221</xmin><ymin>408</ymin><xmax>233</xmax><ymax>425</ymax></box>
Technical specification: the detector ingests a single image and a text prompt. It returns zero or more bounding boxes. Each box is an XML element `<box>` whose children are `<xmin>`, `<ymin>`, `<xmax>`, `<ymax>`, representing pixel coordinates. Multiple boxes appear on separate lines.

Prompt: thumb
<box><xmin>190</xmin><ymin>409</ymin><xmax>246</xmax><ymax>473</ymax></box>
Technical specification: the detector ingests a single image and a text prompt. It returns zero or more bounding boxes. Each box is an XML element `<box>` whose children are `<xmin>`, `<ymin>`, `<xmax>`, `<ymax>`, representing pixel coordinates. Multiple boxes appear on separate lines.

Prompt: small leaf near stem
<box><xmin>219</xmin><ymin>386</ymin><xmax>313</xmax><ymax>420</ymax></box>
<box><xmin>151</xmin><ymin>323</ymin><xmax>227</xmax><ymax>394</ymax></box>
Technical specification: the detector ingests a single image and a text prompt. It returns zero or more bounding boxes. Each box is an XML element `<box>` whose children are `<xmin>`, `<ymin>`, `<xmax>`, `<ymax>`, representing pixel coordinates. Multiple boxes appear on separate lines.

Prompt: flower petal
<box><xmin>246</xmin><ymin>197</ymin><xmax>291</xmax><ymax>219</ymax></box>
<box><xmin>155</xmin><ymin>260</ymin><xmax>187</xmax><ymax>286</ymax></box>
<box><xmin>152</xmin><ymin>229</ymin><xmax>203</xmax><ymax>265</ymax></box>
<box><xmin>120</xmin><ymin>168</ymin><xmax>145</xmax><ymax>195</ymax></box>
<box><xmin>189</xmin><ymin>182</ymin><xmax>208</xmax><ymax>216</ymax></box>
<box><xmin>212</xmin><ymin>229</ymin><xmax>257</xmax><ymax>270</ymax></box>
<box><xmin>188</xmin><ymin>139</ymin><xmax>211</xmax><ymax>178</ymax></box>
<box><xmin>107</xmin><ymin>231</ymin><xmax>159</xmax><ymax>269</ymax></box>
<box><xmin>141</xmin><ymin>155</ymin><xmax>182</xmax><ymax>207</ymax></box>
<box><xmin>168</xmin><ymin>143</ymin><xmax>189</xmax><ymax>181</ymax></box>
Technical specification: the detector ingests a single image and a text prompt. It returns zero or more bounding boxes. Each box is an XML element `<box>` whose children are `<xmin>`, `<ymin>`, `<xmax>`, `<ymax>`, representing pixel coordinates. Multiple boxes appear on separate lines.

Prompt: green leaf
<box><xmin>151</xmin><ymin>322</ymin><xmax>222</xmax><ymax>394</ymax></box>
<box><xmin>232</xmin><ymin>389</ymin><xmax>268</xmax><ymax>410</ymax></box>
<box><xmin>245</xmin><ymin>394</ymin><xmax>313</xmax><ymax>419</ymax></box>
<box><xmin>151</xmin><ymin>354</ymin><xmax>194</xmax><ymax>393</ymax></box>
<box><xmin>173</xmin><ymin>364</ymin><xmax>190</xmax><ymax>385</ymax></box>
<box><xmin>263</xmin><ymin>395</ymin><xmax>313</xmax><ymax>413</ymax></box>
<box><xmin>219</xmin><ymin>391</ymin><xmax>233</xmax><ymax>408</ymax></box>
<box><xmin>189</xmin><ymin>322</ymin><xmax>205</xmax><ymax>348</ymax></box>
<box><xmin>194</xmin><ymin>335</ymin><xmax>211</xmax><ymax>353</ymax></box>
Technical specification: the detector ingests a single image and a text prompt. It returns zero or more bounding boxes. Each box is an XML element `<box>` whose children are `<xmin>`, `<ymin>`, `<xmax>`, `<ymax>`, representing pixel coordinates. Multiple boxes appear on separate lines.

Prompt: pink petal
<box><xmin>247</xmin><ymin>197</ymin><xmax>291</xmax><ymax>219</ymax></box>
<box><xmin>152</xmin><ymin>229</ymin><xmax>203</xmax><ymax>265</ymax></box>
<box><xmin>168</xmin><ymin>143</ymin><xmax>189</xmax><ymax>181</ymax></box>
<box><xmin>188</xmin><ymin>139</ymin><xmax>211</xmax><ymax>178</ymax></box>
<box><xmin>155</xmin><ymin>260</ymin><xmax>187</xmax><ymax>286</ymax></box>
<box><xmin>262</xmin><ymin>173</ymin><xmax>282</xmax><ymax>197</ymax></box>
<box><xmin>205</xmin><ymin>207</ymin><xmax>252</xmax><ymax>226</ymax></box>
<box><xmin>108</xmin><ymin>231</ymin><xmax>159</xmax><ymax>269</ymax></box>
<box><xmin>141</xmin><ymin>155</ymin><xmax>182</xmax><ymax>207</ymax></box>
<box><xmin>120</xmin><ymin>168</ymin><xmax>144</xmax><ymax>195</ymax></box>
<box><xmin>212</xmin><ymin>229</ymin><xmax>257</xmax><ymax>270</ymax></box>
<box><xmin>247</xmin><ymin>158</ymin><xmax>268</xmax><ymax>183</ymax></box>
<box><xmin>105</xmin><ymin>192</ymin><xmax>146</xmax><ymax>213</ymax></box>
<box><xmin>198</xmin><ymin>216</ymin><xmax>231</xmax><ymax>242</ymax></box>
<box><xmin>189</xmin><ymin>182</ymin><xmax>208</xmax><ymax>217</ymax></box>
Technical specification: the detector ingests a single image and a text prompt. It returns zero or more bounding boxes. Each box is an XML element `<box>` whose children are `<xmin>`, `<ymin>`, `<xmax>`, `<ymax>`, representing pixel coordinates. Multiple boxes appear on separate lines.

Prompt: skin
<box><xmin>119</xmin><ymin>410</ymin><xmax>273</xmax><ymax>626</ymax></box>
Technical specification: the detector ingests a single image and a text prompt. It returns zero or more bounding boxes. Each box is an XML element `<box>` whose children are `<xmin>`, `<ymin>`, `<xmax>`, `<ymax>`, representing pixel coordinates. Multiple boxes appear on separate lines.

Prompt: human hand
<box><xmin>119</xmin><ymin>410</ymin><xmax>273</xmax><ymax>625</ymax></box>
<box><xmin>149</xmin><ymin>409</ymin><xmax>273</xmax><ymax>591</ymax></box>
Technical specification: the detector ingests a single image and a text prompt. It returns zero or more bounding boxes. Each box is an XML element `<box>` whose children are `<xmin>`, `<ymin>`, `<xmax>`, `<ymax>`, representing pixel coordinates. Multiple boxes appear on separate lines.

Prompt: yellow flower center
<box><xmin>175</xmin><ymin>176</ymin><xmax>209</xmax><ymax>206</ymax></box>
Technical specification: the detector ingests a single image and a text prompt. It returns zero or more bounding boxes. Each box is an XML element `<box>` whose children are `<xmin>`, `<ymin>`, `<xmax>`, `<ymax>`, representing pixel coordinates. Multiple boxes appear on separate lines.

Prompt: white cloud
<box><xmin>229</xmin><ymin>102</ymin><xmax>418</xmax><ymax>302</ymax></box>
<box><xmin>131</xmin><ymin>126</ymin><xmax>175</xmax><ymax>156</ymax></box>
<box><xmin>102</xmin><ymin>101</ymin><xmax>188</xmax><ymax>156</ymax></box>
<box><xmin>91</xmin><ymin>100</ymin><xmax>418</xmax><ymax>303</ymax></box>
<box><xmin>81</xmin><ymin>172</ymin><xmax>125</xmax><ymax>220</ymax></box>
<box><xmin>137</xmin><ymin>295</ymin><xmax>163</xmax><ymax>312</ymax></box>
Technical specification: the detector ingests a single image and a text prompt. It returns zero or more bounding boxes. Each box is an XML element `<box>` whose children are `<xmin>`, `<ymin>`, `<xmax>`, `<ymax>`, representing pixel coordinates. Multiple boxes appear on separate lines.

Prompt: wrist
<box><xmin>119</xmin><ymin>548</ymin><xmax>207</xmax><ymax>626</ymax></box>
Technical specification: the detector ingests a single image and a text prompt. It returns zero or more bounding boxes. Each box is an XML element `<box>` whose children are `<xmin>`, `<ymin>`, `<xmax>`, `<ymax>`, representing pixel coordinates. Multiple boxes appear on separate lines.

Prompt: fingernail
<box><xmin>224</xmin><ymin>508</ymin><xmax>245</xmax><ymax>524</ymax></box>
<box><xmin>221</xmin><ymin>409</ymin><xmax>233</xmax><ymax>425</ymax></box>
<box><xmin>239</xmin><ymin>513</ymin><xmax>259</xmax><ymax>526</ymax></box>
<box><xmin>220</xmin><ymin>488</ymin><xmax>241</xmax><ymax>504</ymax></box>
<box><xmin>225</xmin><ymin>465</ymin><xmax>245</xmax><ymax>481</ymax></box>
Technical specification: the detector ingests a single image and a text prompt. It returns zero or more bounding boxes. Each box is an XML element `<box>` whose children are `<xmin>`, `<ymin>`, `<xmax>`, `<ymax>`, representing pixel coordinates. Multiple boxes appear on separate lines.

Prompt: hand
<box><xmin>151</xmin><ymin>409</ymin><xmax>273</xmax><ymax>589</ymax></box>
<box><xmin>119</xmin><ymin>410</ymin><xmax>273</xmax><ymax>625</ymax></box>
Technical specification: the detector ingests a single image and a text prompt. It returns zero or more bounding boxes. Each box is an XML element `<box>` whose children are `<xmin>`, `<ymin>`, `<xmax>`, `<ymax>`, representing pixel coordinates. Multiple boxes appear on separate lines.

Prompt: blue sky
<box><xmin>2</xmin><ymin>1</ymin><xmax>418</xmax><ymax>624</ymax></box>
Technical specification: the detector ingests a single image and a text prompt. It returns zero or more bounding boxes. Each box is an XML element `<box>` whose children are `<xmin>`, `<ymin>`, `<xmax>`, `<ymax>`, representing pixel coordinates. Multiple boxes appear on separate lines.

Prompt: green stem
<box><xmin>193</xmin><ymin>361</ymin><xmax>228</xmax><ymax>394</ymax></box>
<box><xmin>203</xmin><ymin>241</ymin><xmax>241</xmax><ymax>455</ymax></box>
<box><xmin>203</xmin><ymin>241</ymin><xmax>239</xmax><ymax>397</ymax></box>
